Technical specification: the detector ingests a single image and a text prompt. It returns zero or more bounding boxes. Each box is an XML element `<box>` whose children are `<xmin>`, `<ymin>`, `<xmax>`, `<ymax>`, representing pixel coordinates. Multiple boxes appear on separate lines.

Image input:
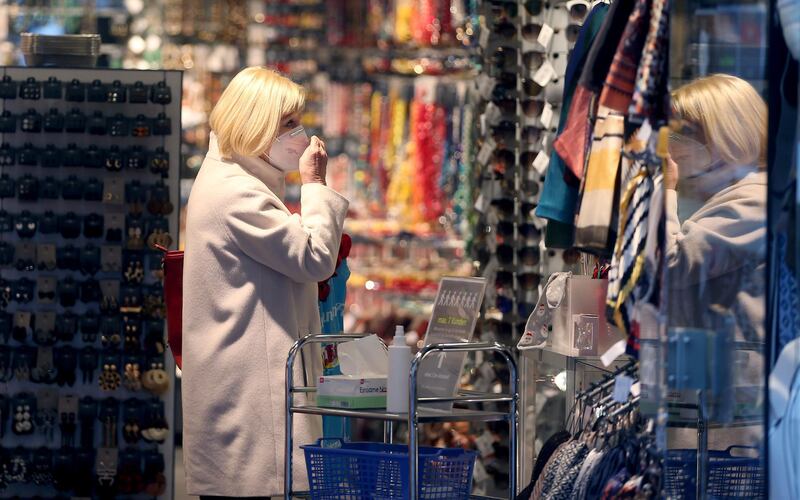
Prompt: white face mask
<box><xmin>265</xmin><ymin>126</ymin><xmax>309</xmax><ymax>172</ymax></box>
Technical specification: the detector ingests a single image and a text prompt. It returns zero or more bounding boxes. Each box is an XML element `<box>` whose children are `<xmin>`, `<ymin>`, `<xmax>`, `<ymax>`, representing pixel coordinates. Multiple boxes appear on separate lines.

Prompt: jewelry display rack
<box><xmin>284</xmin><ymin>333</ymin><xmax>519</xmax><ymax>500</ymax></box>
<box><xmin>0</xmin><ymin>67</ymin><xmax>181</xmax><ymax>498</ymax></box>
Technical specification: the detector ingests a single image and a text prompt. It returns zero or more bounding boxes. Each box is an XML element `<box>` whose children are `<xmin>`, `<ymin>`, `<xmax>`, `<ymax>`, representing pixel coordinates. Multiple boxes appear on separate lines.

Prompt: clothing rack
<box><xmin>576</xmin><ymin>358</ymin><xmax>638</xmax><ymax>402</ymax></box>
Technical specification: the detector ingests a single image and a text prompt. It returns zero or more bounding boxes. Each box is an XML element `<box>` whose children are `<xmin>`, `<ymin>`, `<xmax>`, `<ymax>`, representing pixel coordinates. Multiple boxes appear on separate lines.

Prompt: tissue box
<box><xmin>317</xmin><ymin>376</ymin><xmax>388</xmax><ymax>409</ymax></box>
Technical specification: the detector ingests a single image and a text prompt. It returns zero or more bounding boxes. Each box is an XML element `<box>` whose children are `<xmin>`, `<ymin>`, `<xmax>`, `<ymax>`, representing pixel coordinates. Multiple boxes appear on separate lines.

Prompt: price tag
<box><xmin>601</xmin><ymin>339</ymin><xmax>627</xmax><ymax>367</ymax></box>
<box><xmin>485</xmin><ymin>102</ymin><xmax>502</xmax><ymax>125</ymax></box>
<box><xmin>540</xmin><ymin>102</ymin><xmax>554</xmax><ymax>129</ymax></box>
<box><xmin>533</xmin><ymin>151</ymin><xmax>550</xmax><ymax>174</ymax></box>
<box><xmin>533</xmin><ymin>60</ymin><xmax>556</xmax><ymax>87</ymax></box>
<box><xmin>474</xmin><ymin>193</ymin><xmax>488</xmax><ymax>213</ymax></box>
<box><xmin>613</xmin><ymin>375</ymin><xmax>634</xmax><ymax>403</ymax></box>
<box><xmin>479</xmin><ymin>23</ymin><xmax>491</xmax><ymax>49</ymax></box>
<box><xmin>475</xmin><ymin>431</ymin><xmax>496</xmax><ymax>457</ymax></box>
<box><xmin>477</xmin><ymin>138</ymin><xmax>496</xmax><ymax>166</ymax></box>
<box><xmin>477</xmin><ymin>74</ymin><xmax>495</xmax><ymax>100</ymax></box>
<box><xmin>537</xmin><ymin>24</ymin><xmax>555</xmax><ymax>50</ymax></box>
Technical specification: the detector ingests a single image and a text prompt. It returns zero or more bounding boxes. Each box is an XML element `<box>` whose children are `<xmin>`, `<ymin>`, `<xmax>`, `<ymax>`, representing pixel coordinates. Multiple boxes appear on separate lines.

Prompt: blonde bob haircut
<box><xmin>209</xmin><ymin>66</ymin><xmax>306</xmax><ymax>158</ymax></box>
<box><xmin>672</xmin><ymin>74</ymin><xmax>767</xmax><ymax>168</ymax></box>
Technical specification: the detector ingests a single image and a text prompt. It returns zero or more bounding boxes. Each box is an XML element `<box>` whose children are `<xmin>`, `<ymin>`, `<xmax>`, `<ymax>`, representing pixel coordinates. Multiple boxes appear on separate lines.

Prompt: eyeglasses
<box><xmin>566</xmin><ymin>0</ymin><xmax>591</xmax><ymax>21</ymax></box>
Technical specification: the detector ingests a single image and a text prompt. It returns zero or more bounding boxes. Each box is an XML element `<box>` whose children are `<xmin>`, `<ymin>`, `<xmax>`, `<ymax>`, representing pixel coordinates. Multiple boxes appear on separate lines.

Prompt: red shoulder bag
<box><xmin>156</xmin><ymin>245</ymin><xmax>184</xmax><ymax>369</ymax></box>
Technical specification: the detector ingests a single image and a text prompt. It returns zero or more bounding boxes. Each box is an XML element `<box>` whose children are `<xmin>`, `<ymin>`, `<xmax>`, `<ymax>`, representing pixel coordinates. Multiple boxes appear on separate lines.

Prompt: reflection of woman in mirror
<box><xmin>665</xmin><ymin>73</ymin><xmax>767</xmax><ymax>341</ymax></box>
<box><xmin>666</xmin><ymin>74</ymin><xmax>767</xmax><ymax>447</ymax></box>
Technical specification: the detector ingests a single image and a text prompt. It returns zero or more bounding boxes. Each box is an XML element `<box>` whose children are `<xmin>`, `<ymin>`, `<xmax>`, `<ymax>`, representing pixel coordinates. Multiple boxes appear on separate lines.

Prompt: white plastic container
<box><xmin>387</xmin><ymin>325</ymin><xmax>412</xmax><ymax>413</ymax></box>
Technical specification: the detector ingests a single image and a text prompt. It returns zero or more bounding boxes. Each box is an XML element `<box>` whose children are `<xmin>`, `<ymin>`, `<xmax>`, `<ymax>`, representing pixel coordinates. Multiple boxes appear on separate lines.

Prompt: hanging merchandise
<box><xmin>0</xmin><ymin>67</ymin><xmax>180</xmax><ymax>499</ymax></box>
<box><xmin>516</xmin><ymin>361</ymin><xmax>663</xmax><ymax>500</ymax></box>
<box><xmin>535</xmin><ymin>2</ymin><xmax>610</xmax><ymax>249</ymax></box>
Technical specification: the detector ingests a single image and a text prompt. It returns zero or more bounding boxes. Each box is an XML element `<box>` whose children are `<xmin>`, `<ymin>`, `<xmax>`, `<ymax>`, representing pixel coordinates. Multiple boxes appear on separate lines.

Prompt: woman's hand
<box><xmin>299</xmin><ymin>136</ymin><xmax>328</xmax><ymax>185</ymax></box>
<box><xmin>665</xmin><ymin>155</ymin><xmax>679</xmax><ymax>190</ymax></box>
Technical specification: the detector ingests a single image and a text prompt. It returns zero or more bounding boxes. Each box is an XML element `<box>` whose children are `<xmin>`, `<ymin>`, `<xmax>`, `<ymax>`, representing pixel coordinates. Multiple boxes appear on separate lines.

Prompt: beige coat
<box><xmin>665</xmin><ymin>170</ymin><xmax>766</xmax><ymax>448</ymax></box>
<box><xmin>181</xmin><ymin>135</ymin><xmax>348</xmax><ymax>496</ymax></box>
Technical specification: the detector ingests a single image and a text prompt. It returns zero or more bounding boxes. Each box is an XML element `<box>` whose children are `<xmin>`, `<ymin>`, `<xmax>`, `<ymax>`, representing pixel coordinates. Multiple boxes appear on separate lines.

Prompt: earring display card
<box><xmin>0</xmin><ymin>67</ymin><xmax>180</xmax><ymax>499</ymax></box>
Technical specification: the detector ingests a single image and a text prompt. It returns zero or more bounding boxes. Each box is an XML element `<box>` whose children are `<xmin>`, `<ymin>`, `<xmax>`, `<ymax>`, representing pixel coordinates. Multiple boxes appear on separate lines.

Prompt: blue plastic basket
<box><xmin>664</xmin><ymin>446</ymin><xmax>764</xmax><ymax>499</ymax></box>
<box><xmin>301</xmin><ymin>439</ymin><xmax>478</xmax><ymax>500</ymax></box>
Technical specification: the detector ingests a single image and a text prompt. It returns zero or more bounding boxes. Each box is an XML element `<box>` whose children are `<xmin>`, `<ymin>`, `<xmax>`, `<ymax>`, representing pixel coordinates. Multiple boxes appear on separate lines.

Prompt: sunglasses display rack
<box><xmin>0</xmin><ymin>67</ymin><xmax>181</xmax><ymax>499</ymax></box>
<box><xmin>474</xmin><ymin>0</ymin><xmax>589</xmax><ymax>346</ymax></box>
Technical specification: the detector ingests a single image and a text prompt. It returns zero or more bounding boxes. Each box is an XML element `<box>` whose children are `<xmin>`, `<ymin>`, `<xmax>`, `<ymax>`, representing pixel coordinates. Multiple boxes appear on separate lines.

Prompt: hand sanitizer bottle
<box><xmin>387</xmin><ymin>325</ymin><xmax>412</xmax><ymax>413</ymax></box>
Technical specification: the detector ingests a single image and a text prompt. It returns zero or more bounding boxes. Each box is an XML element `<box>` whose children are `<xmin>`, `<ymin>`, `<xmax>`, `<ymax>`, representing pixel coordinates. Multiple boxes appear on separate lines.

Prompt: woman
<box><xmin>181</xmin><ymin>67</ymin><xmax>349</xmax><ymax>498</ymax></box>
<box><xmin>666</xmin><ymin>73</ymin><xmax>767</xmax><ymax>447</ymax></box>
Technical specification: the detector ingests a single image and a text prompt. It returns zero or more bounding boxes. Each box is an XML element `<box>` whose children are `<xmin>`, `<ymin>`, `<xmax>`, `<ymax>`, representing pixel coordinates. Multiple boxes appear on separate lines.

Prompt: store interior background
<box><xmin>0</xmin><ymin>0</ymin><xmax>783</xmax><ymax>498</ymax></box>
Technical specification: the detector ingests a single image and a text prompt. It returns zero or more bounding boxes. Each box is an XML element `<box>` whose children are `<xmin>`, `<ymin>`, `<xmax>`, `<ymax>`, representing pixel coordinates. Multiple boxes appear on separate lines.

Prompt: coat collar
<box><xmin>207</xmin><ymin>132</ymin><xmax>286</xmax><ymax>201</ymax></box>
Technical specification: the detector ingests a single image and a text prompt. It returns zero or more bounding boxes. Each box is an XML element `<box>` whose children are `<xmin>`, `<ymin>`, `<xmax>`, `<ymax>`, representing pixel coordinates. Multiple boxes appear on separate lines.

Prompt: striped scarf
<box><xmin>574</xmin><ymin>105</ymin><xmax>624</xmax><ymax>255</ymax></box>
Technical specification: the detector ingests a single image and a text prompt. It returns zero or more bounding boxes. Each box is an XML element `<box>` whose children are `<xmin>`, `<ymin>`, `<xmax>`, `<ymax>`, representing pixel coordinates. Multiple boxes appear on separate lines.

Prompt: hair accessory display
<box><xmin>0</xmin><ymin>143</ymin><xmax>14</xmax><ymax>166</ymax></box>
<box><xmin>43</xmin><ymin>76</ymin><xmax>62</xmax><ymax>99</ymax></box>
<box><xmin>0</xmin><ymin>174</ymin><xmax>15</xmax><ymax>198</ymax></box>
<box><xmin>43</xmin><ymin>108</ymin><xmax>64</xmax><ymax>132</ymax></box>
<box><xmin>0</xmin><ymin>67</ymin><xmax>176</xmax><ymax>498</ymax></box>
<box><xmin>109</xmin><ymin>113</ymin><xmax>129</xmax><ymax>136</ymax></box>
<box><xmin>20</xmin><ymin>77</ymin><xmax>41</xmax><ymax>100</ymax></box>
<box><xmin>64</xmin><ymin>108</ymin><xmax>86</xmax><ymax>132</ymax></box>
<box><xmin>17</xmin><ymin>175</ymin><xmax>40</xmax><ymax>202</ymax></box>
<box><xmin>98</xmin><ymin>363</ymin><xmax>121</xmax><ymax>391</ymax></box>
<box><xmin>0</xmin><ymin>75</ymin><xmax>18</xmax><ymax>99</ymax></box>
<box><xmin>87</xmin><ymin>79</ymin><xmax>107</xmax><ymax>102</ymax></box>
<box><xmin>107</xmin><ymin>80</ymin><xmax>127</xmax><ymax>103</ymax></box>
<box><xmin>87</xmin><ymin>110</ymin><xmax>107</xmax><ymax>135</ymax></box>
<box><xmin>129</xmin><ymin>81</ymin><xmax>148</xmax><ymax>103</ymax></box>
<box><xmin>18</xmin><ymin>142</ymin><xmax>39</xmax><ymax>166</ymax></box>
<box><xmin>0</xmin><ymin>110</ymin><xmax>17</xmax><ymax>133</ymax></box>
<box><xmin>84</xmin><ymin>144</ymin><xmax>104</xmax><ymax>168</ymax></box>
<box><xmin>150</xmin><ymin>81</ymin><xmax>172</xmax><ymax>104</ymax></box>
<box><xmin>41</xmin><ymin>144</ymin><xmax>62</xmax><ymax>168</ymax></box>
<box><xmin>64</xmin><ymin>79</ymin><xmax>86</xmax><ymax>102</ymax></box>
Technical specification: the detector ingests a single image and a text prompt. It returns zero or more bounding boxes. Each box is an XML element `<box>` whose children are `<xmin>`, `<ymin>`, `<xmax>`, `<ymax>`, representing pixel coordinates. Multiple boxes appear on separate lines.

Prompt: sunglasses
<box><xmin>495</xmin><ymin>221</ymin><xmax>542</xmax><ymax>240</ymax></box>
<box><xmin>524</xmin><ymin>0</ymin><xmax>547</xmax><ymax>16</ymax></box>
<box><xmin>566</xmin><ymin>0</ymin><xmax>590</xmax><ymax>21</ymax></box>
<box><xmin>492</xmin><ymin>121</ymin><xmax>517</xmax><ymax>146</ymax></box>
<box><xmin>523</xmin><ymin>51</ymin><xmax>545</xmax><ymax>71</ymax></box>
<box><xmin>492</xmin><ymin>148</ymin><xmax>515</xmax><ymax>175</ymax></box>
<box><xmin>521</xmin><ymin>126</ymin><xmax>544</xmax><ymax>145</ymax></box>
<box><xmin>490</xmin><ymin>0</ymin><xmax>519</xmax><ymax>20</ymax></box>
<box><xmin>523</xmin><ymin>79</ymin><xmax>544</xmax><ymax>97</ymax></box>
<box><xmin>522</xmin><ymin>98</ymin><xmax>545</xmax><ymax>117</ymax></box>
<box><xmin>519</xmin><ymin>272</ymin><xmax>542</xmax><ymax>290</ymax></box>
<box><xmin>522</xmin><ymin>23</ymin><xmax>543</xmax><ymax>43</ymax></box>
<box><xmin>563</xmin><ymin>248</ymin><xmax>582</xmax><ymax>265</ymax></box>
<box><xmin>493</xmin><ymin>21</ymin><xmax>517</xmax><ymax>40</ymax></box>
<box><xmin>492</xmin><ymin>46</ymin><xmax>519</xmax><ymax>70</ymax></box>
<box><xmin>567</xmin><ymin>24</ymin><xmax>581</xmax><ymax>43</ymax></box>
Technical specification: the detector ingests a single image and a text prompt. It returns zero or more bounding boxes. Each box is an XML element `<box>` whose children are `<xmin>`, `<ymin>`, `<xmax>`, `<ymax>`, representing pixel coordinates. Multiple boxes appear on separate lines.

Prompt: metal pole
<box><xmin>384</xmin><ymin>421</ymin><xmax>394</xmax><ymax>444</ymax></box>
<box><xmin>285</xmin><ymin>336</ymin><xmax>307</xmax><ymax>500</ymax></box>
<box><xmin>494</xmin><ymin>346</ymin><xmax>519</xmax><ymax>497</ymax></box>
<box><xmin>409</xmin><ymin>350</ymin><xmax>421</xmax><ymax>500</ymax></box>
<box><xmin>696</xmin><ymin>390</ymin><xmax>708</xmax><ymax>500</ymax></box>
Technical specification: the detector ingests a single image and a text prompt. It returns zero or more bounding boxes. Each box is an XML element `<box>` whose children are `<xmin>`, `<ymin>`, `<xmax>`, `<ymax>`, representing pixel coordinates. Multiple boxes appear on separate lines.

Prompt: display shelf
<box><xmin>284</xmin><ymin>334</ymin><xmax>519</xmax><ymax>500</ymax></box>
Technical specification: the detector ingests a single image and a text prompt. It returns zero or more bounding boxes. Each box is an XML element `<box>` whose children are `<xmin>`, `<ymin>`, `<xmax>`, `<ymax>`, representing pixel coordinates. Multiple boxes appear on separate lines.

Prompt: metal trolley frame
<box><xmin>284</xmin><ymin>334</ymin><xmax>519</xmax><ymax>499</ymax></box>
